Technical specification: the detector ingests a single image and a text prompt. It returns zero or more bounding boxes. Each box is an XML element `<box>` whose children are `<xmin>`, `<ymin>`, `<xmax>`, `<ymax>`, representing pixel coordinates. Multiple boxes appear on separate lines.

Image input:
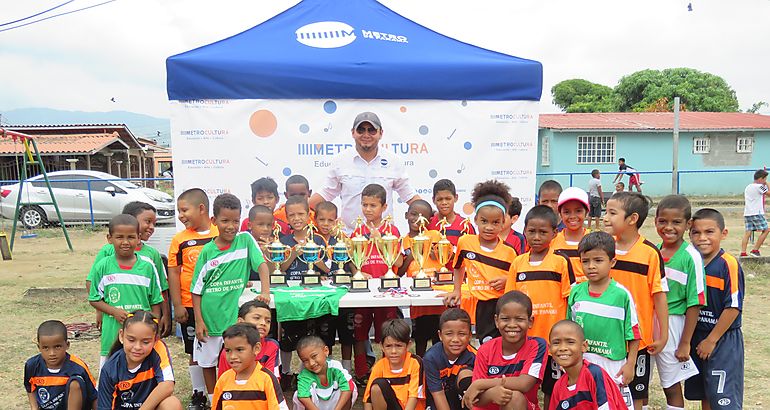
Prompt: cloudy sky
<box><xmin>1</xmin><ymin>0</ymin><xmax>768</xmax><ymax>119</ymax></box>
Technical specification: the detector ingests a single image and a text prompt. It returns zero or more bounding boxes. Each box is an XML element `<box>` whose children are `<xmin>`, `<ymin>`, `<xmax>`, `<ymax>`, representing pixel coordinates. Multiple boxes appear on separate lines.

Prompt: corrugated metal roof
<box><xmin>539</xmin><ymin>112</ymin><xmax>770</xmax><ymax>131</ymax></box>
<box><xmin>0</xmin><ymin>133</ymin><xmax>126</xmax><ymax>155</ymax></box>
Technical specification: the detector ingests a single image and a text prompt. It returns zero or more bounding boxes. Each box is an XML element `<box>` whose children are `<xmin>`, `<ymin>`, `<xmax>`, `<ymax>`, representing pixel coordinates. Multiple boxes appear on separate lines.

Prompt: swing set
<box><xmin>0</xmin><ymin>127</ymin><xmax>72</xmax><ymax>259</ymax></box>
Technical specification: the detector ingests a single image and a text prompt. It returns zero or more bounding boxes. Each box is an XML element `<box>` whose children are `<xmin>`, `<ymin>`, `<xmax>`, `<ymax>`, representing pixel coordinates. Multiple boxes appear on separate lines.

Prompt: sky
<box><xmin>1</xmin><ymin>0</ymin><xmax>768</xmax><ymax>120</ymax></box>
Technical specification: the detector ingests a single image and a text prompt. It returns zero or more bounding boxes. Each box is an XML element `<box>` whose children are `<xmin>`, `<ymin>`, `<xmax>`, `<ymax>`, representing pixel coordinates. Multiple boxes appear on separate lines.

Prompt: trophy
<box><xmin>410</xmin><ymin>215</ymin><xmax>434</xmax><ymax>291</ymax></box>
<box><xmin>328</xmin><ymin>221</ymin><xmax>352</xmax><ymax>285</ymax></box>
<box><xmin>375</xmin><ymin>216</ymin><xmax>402</xmax><ymax>291</ymax></box>
<box><xmin>266</xmin><ymin>225</ymin><xmax>290</xmax><ymax>286</ymax></box>
<box><xmin>434</xmin><ymin>217</ymin><xmax>456</xmax><ymax>285</ymax></box>
<box><xmin>297</xmin><ymin>222</ymin><xmax>324</xmax><ymax>287</ymax></box>
<box><xmin>348</xmin><ymin>217</ymin><xmax>373</xmax><ymax>293</ymax></box>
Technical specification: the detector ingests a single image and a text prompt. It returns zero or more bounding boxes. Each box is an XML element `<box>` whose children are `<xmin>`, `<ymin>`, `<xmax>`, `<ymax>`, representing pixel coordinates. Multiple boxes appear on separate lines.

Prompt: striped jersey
<box><xmin>98</xmin><ymin>340</ymin><xmax>174</xmax><ymax>409</ymax></box>
<box><xmin>88</xmin><ymin>255</ymin><xmax>163</xmax><ymax>355</ymax></box>
<box><xmin>548</xmin><ymin>360</ymin><xmax>628</xmax><ymax>410</ymax></box>
<box><xmin>423</xmin><ymin>342</ymin><xmax>476</xmax><ymax>394</ymax></box>
<box><xmin>90</xmin><ymin>242</ymin><xmax>168</xmax><ymax>291</ymax></box>
<box><xmin>568</xmin><ymin>279</ymin><xmax>641</xmax><ymax>361</ymax></box>
<box><xmin>167</xmin><ymin>226</ymin><xmax>219</xmax><ymax>307</ymax></box>
<box><xmin>552</xmin><ymin>229</ymin><xmax>589</xmax><ymax>283</ymax></box>
<box><xmin>610</xmin><ymin>235</ymin><xmax>667</xmax><ymax>349</ymax></box>
<box><xmin>428</xmin><ymin>214</ymin><xmax>475</xmax><ymax>247</ymax></box>
<box><xmin>506</xmin><ymin>251</ymin><xmax>575</xmax><ymax>340</ymax></box>
<box><xmin>660</xmin><ymin>241</ymin><xmax>706</xmax><ymax>315</ymax></box>
<box><xmin>212</xmin><ymin>362</ymin><xmax>287</xmax><ymax>410</ymax></box>
<box><xmin>24</xmin><ymin>353</ymin><xmax>97</xmax><ymax>410</ymax></box>
<box><xmin>502</xmin><ymin>229</ymin><xmax>528</xmax><ymax>256</ymax></box>
<box><xmin>454</xmin><ymin>235</ymin><xmax>516</xmax><ymax>301</ymax></box>
<box><xmin>698</xmin><ymin>249</ymin><xmax>744</xmax><ymax>332</ymax></box>
<box><xmin>191</xmin><ymin>232</ymin><xmax>266</xmax><ymax>336</ymax></box>
<box><xmin>364</xmin><ymin>353</ymin><xmax>425</xmax><ymax>410</ymax></box>
<box><xmin>296</xmin><ymin>359</ymin><xmax>353</xmax><ymax>404</ymax></box>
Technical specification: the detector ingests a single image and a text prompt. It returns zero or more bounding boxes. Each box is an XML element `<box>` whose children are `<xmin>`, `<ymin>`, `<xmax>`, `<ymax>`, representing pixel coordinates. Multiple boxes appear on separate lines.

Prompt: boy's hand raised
<box><xmin>256</xmin><ymin>292</ymin><xmax>271</xmax><ymax>305</ymax></box>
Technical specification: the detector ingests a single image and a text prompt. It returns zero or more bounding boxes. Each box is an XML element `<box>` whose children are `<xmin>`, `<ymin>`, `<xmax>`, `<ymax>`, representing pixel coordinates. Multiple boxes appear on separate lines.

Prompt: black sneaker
<box><xmin>187</xmin><ymin>390</ymin><xmax>210</xmax><ymax>410</ymax></box>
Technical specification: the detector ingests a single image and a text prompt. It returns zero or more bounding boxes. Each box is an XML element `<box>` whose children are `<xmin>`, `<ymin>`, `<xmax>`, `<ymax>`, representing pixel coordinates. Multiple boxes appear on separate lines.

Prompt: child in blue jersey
<box><xmin>24</xmin><ymin>320</ymin><xmax>97</xmax><ymax>410</ymax></box>
<box><xmin>98</xmin><ymin>310</ymin><xmax>182</xmax><ymax>410</ymax></box>
<box><xmin>423</xmin><ymin>308</ymin><xmax>476</xmax><ymax>410</ymax></box>
<box><xmin>685</xmin><ymin>208</ymin><xmax>745</xmax><ymax>409</ymax></box>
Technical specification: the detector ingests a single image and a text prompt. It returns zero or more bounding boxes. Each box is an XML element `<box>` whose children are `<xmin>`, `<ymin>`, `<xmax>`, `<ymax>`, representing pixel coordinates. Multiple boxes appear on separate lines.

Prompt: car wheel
<box><xmin>20</xmin><ymin>206</ymin><xmax>47</xmax><ymax>229</ymax></box>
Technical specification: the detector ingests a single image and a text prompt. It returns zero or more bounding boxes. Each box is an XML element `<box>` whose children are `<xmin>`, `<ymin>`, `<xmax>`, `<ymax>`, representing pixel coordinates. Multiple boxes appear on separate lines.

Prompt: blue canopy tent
<box><xmin>166</xmin><ymin>0</ymin><xmax>543</xmax><ymax>101</ymax></box>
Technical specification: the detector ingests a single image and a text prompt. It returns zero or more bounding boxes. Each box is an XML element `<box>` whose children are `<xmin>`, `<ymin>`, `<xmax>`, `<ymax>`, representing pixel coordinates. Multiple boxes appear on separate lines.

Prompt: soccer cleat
<box><xmin>750</xmin><ymin>250</ymin><xmax>761</xmax><ymax>257</ymax></box>
<box><xmin>187</xmin><ymin>390</ymin><xmax>210</xmax><ymax>410</ymax></box>
<box><xmin>740</xmin><ymin>252</ymin><xmax>748</xmax><ymax>257</ymax></box>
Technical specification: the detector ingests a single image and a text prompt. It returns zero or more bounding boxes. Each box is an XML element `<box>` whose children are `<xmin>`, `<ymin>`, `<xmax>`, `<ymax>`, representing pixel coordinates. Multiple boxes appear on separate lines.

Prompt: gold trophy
<box><xmin>434</xmin><ymin>217</ymin><xmax>456</xmax><ymax>285</ymax></box>
<box><xmin>266</xmin><ymin>225</ymin><xmax>290</xmax><ymax>286</ymax></box>
<box><xmin>375</xmin><ymin>216</ymin><xmax>402</xmax><ymax>291</ymax></box>
<box><xmin>297</xmin><ymin>222</ymin><xmax>324</xmax><ymax>287</ymax></box>
<box><xmin>410</xmin><ymin>215</ymin><xmax>434</xmax><ymax>291</ymax></box>
<box><xmin>328</xmin><ymin>221</ymin><xmax>352</xmax><ymax>285</ymax></box>
<box><xmin>348</xmin><ymin>217</ymin><xmax>373</xmax><ymax>293</ymax></box>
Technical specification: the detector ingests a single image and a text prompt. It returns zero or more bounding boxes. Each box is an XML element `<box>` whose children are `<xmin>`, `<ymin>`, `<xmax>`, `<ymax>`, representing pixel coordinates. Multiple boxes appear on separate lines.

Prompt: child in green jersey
<box><xmin>191</xmin><ymin>193</ymin><xmax>271</xmax><ymax>401</ymax></box>
<box><xmin>569</xmin><ymin>231</ymin><xmax>639</xmax><ymax>409</ymax></box>
<box><xmin>654</xmin><ymin>195</ymin><xmax>706</xmax><ymax>410</ymax></box>
<box><xmin>88</xmin><ymin>214</ymin><xmax>163</xmax><ymax>369</ymax></box>
<box><xmin>294</xmin><ymin>336</ymin><xmax>356</xmax><ymax>410</ymax></box>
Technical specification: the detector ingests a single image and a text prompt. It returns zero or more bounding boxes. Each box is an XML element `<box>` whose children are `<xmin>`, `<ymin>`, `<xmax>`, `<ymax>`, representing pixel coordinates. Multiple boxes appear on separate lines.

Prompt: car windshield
<box><xmin>111</xmin><ymin>179</ymin><xmax>140</xmax><ymax>190</ymax></box>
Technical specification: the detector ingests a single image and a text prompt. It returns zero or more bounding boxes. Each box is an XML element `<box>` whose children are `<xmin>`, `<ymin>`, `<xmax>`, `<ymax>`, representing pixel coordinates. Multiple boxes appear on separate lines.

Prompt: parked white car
<box><xmin>0</xmin><ymin>170</ymin><xmax>175</xmax><ymax>228</ymax></box>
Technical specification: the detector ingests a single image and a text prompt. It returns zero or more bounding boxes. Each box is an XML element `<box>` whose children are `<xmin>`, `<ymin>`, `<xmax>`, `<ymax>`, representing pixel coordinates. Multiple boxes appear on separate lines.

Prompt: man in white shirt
<box><xmin>741</xmin><ymin>169</ymin><xmax>769</xmax><ymax>257</ymax></box>
<box><xmin>309</xmin><ymin>112</ymin><xmax>420</xmax><ymax>232</ymax></box>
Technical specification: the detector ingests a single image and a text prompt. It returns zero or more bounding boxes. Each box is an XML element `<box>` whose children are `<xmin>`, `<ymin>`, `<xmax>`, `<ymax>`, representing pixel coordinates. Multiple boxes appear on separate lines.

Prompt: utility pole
<box><xmin>672</xmin><ymin>96</ymin><xmax>680</xmax><ymax>194</ymax></box>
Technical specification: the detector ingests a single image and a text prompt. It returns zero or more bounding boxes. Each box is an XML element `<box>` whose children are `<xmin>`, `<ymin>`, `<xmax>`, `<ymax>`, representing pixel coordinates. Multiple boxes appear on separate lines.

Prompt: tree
<box><xmin>614</xmin><ymin>68</ymin><xmax>739</xmax><ymax>112</ymax></box>
<box><xmin>551</xmin><ymin>79</ymin><xmax>620</xmax><ymax>113</ymax></box>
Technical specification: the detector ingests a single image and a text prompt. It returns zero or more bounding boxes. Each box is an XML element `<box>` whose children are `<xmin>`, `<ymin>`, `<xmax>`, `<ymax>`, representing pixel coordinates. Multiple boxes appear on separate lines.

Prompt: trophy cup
<box><xmin>348</xmin><ymin>217</ymin><xmax>373</xmax><ymax>293</ymax></box>
<box><xmin>329</xmin><ymin>221</ymin><xmax>352</xmax><ymax>285</ymax></box>
<box><xmin>434</xmin><ymin>217</ymin><xmax>456</xmax><ymax>285</ymax></box>
<box><xmin>297</xmin><ymin>222</ymin><xmax>324</xmax><ymax>287</ymax></box>
<box><xmin>375</xmin><ymin>216</ymin><xmax>402</xmax><ymax>291</ymax></box>
<box><xmin>410</xmin><ymin>215</ymin><xmax>434</xmax><ymax>291</ymax></box>
<box><xmin>266</xmin><ymin>225</ymin><xmax>290</xmax><ymax>286</ymax></box>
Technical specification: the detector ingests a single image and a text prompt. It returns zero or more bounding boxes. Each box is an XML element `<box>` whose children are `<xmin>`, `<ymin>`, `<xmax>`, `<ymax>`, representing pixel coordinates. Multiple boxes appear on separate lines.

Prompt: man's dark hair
<box><xmin>656</xmin><ymin>195</ymin><xmax>692</xmax><ymax>220</ymax></box>
<box><xmin>315</xmin><ymin>201</ymin><xmax>338</xmax><ymax>217</ymax></box>
<box><xmin>109</xmin><ymin>214</ymin><xmax>139</xmax><ymax>235</ymax></box>
<box><xmin>362</xmin><ymin>183</ymin><xmax>387</xmax><ymax>205</ymax></box>
<box><xmin>248</xmin><ymin>205</ymin><xmax>273</xmax><ymax>222</ymax></box>
<box><xmin>578</xmin><ymin>231</ymin><xmax>615</xmax><ymax>259</ymax></box>
<box><xmin>37</xmin><ymin>320</ymin><xmax>68</xmax><ymax>342</ymax></box>
<box><xmin>213</xmin><ymin>193</ymin><xmax>241</xmax><ymax>217</ymax></box>
<box><xmin>433</xmin><ymin>179</ymin><xmax>457</xmax><ymax>197</ymax></box>
<box><xmin>296</xmin><ymin>336</ymin><xmax>326</xmax><ymax>353</ymax></box>
<box><xmin>222</xmin><ymin>323</ymin><xmax>261</xmax><ymax>347</ymax></box>
<box><xmin>286</xmin><ymin>175</ymin><xmax>310</xmax><ymax>191</ymax></box>
<box><xmin>122</xmin><ymin>201</ymin><xmax>156</xmax><ymax>217</ymax></box>
<box><xmin>496</xmin><ymin>290</ymin><xmax>533</xmax><ymax>316</ymax></box>
<box><xmin>591</xmin><ymin>169</ymin><xmax>600</xmax><ymax>178</ymax></box>
<box><xmin>549</xmin><ymin>319</ymin><xmax>585</xmax><ymax>341</ymax></box>
<box><xmin>508</xmin><ymin>197</ymin><xmax>522</xmax><ymax>217</ymax></box>
<box><xmin>250</xmin><ymin>177</ymin><xmax>279</xmax><ymax>201</ymax></box>
<box><xmin>178</xmin><ymin>188</ymin><xmax>209</xmax><ymax>211</ymax></box>
<box><xmin>610</xmin><ymin>191</ymin><xmax>651</xmax><ymax>228</ymax></box>
<box><xmin>381</xmin><ymin>319</ymin><xmax>411</xmax><ymax>344</ymax></box>
<box><xmin>754</xmin><ymin>169</ymin><xmax>769</xmax><ymax>180</ymax></box>
<box><xmin>524</xmin><ymin>205</ymin><xmax>558</xmax><ymax>229</ymax></box>
<box><xmin>238</xmin><ymin>300</ymin><xmax>271</xmax><ymax>318</ymax></box>
<box><xmin>439</xmin><ymin>308</ymin><xmax>472</xmax><ymax>331</ymax></box>
<box><xmin>285</xmin><ymin>195</ymin><xmax>310</xmax><ymax>213</ymax></box>
<box><xmin>692</xmin><ymin>208</ymin><xmax>726</xmax><ymax>231</ymax></box>
<box><xmin>538</xmin><ymin>180</ymin><xmax>563</xmax><ymax>197</ymax></box>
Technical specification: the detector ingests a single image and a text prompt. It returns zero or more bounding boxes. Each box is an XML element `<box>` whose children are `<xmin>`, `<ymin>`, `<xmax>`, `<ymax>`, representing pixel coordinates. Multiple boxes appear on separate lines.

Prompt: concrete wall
<box><xmin>536</xmin><ymin>129</ymin><xmax>769</xmax><ymax>197</ymax></box>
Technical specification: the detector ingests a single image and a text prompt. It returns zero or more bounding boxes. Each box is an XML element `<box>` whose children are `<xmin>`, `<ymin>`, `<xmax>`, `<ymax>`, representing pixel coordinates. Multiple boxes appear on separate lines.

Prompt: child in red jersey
<box><xmin>464</xmin><ymin>291</ymin><xmax>547</xmax><ymax>410</ymax></box>
<box><xmin>240</xmin><ymin>177</ymin><xmax>290</xmax><ymax>234</ymax></box>
<box><xmin>428</xmin><ymin>179</ymin><xmax>475</xmax><ymax>246</ymax></box>
<box><xmin>217</xmin><ymin>300</ymin><xmax>280</xmax><ymax>378</ymax></box>
<box><xmin>500</xmin><ymin>197</ymin><xmax>527</xmax><ymax>255</ymax></box>
<box><xmin>548</xmin><ymin>320</ymin><xmax>627</xmax><ymax>410</ymax></box>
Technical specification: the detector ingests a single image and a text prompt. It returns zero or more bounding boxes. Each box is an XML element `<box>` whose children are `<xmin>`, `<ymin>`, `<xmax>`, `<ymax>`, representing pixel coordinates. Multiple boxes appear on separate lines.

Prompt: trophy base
<box><xmin>378</xmin><ymin>277</ymin><xmax>402</xmax><ymax>292</ymax></box>
<box><xmin>302</xmin><ymin>274</ymin><xmax>322</xmax><ymax>287</ymax></box>
<box><xmin>411</xmin><ymin>277</ymin><xmax>433</xmax><ymax>291</ymax></box>
<box><xmin>433</xmin><ymin>271</ymin><xmax>454</xmax><ymax>286</ymax></box>
<box><xmin>332</xmin><ymin>273</ymin><xmax>352</xmax><ymax>285</ymax></box>
<box><xmin>269</xmin><ymin>275</ymin><xmax>288</xmax><ymax>286</ymax></box>
<box><xmin>349</xmin><ymin>279</ymin><xmax>371</xmax><ymax>293</ymax></box>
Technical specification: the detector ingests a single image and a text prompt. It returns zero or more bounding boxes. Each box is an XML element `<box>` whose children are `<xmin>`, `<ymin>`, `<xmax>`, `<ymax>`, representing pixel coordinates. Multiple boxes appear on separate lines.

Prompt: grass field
<box><xmin>1</xmin><ymin>207</ymin><xmax>766</xmax><ymax>409</ymax></box>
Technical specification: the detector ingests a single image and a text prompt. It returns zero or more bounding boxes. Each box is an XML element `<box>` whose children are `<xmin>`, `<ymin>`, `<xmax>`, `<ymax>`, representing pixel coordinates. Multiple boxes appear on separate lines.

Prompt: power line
<box><xmin>0</xmin><ymin>0</ymin><xmax>75</xmax><ymax>27</ymax></box>
<box><xmin>0</xmin><ymin>0</ymin><xmax>118</xmax><ymax>34</ymax></box>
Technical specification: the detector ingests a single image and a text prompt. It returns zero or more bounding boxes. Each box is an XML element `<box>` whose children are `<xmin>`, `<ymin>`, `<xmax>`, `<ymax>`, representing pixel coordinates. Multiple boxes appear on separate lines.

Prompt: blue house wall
<box><xmin>536</xmin><ymin>129</ymin><xmax>769</xmax><ymax>197</ymax></box>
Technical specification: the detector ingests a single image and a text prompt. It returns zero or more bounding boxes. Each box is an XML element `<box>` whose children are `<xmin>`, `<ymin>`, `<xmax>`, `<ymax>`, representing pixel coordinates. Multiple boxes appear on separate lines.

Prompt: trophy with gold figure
<box><xmin>375</xmin><ymin>216</ymin><xmax>402</xmax><ymax>291</ymax></box>
<box><xmin>410</xmin><ymin>215</ymin><xmax>434</xmax><ymax>291</ymax></box>
<box><xmin>434</xmin><ymin>217</ymin><xmax>456</xmax><ymax>285</ymax></box>
<box><xmin>266</xmin><ymin>225</ymin><xmax>291</xmax><ymax>286</ymax></box>
<box><xmin>348</xmin><ymin>217</ymin><xmax>373</xmax><ymax>293</ymax></box>
<box><xmin>328</xmin><ymin>221</ymin><xmax>352</xmax><ymax>285</ymax></box>
<box><xmin>297</xmin><ymin>221</ymin><xmax>324</xmax><ymax>287</ymax></box>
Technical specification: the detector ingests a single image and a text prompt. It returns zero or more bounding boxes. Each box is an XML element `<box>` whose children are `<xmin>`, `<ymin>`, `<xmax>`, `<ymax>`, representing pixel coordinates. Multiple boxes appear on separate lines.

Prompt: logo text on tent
<box><xmin>296</xmin><ymin>21</ymin><xmax>356</xmax><ymax>48</ymax></box>
<box><xmin>361</xmin><ymin>30</ymin><xmax>408</xmax><ymax>43</ymax></box>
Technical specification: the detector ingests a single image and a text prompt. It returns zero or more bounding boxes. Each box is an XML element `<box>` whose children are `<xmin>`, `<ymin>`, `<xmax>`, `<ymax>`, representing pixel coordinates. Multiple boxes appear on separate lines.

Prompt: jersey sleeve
<box><xmin>167</xmin><ymin>235</ymin><xmax>182</xmax><ymax>269</ymax></box>
<box><xmin>624</xmin><ymin>289</ymin><xmax>642</xmax><ymax>341</ymax></box>
<box><xmin>211</xmin><ymin>376</ymin><xmax>224</xmax><ymax>410</ymax></box>
<box><xmin>152</xmin><ymin>341</ymin><xmax>175</xmax><ymax>383</ymax></box>
<box><xmin>648</xmin><ymin>246</ymin><xmax>667</xmax><ymax>294</ymax></box>
<box><xmin>588</xmin><ymin>363</ymin><xmax>627</xmax><ymax>409</ymax></box>
<box><xmin>296</xmin><ymin>370</ymin><xmax>313</xmax><ymax>398</ymax></box>
<box><xmin>567</xmin><ymin>291</ymin><xmax>575</xmax><ymax>320</ymax></box>
<box><xmin>504</xmin><ymin>257</ymin><xmax>519</xmax><ymax>294</ymax></box>
<box><xmin>332</xmin><ymin>367</ymin><xmax>351</xmax><ymax>392</ymax></box>
<box><xmin>246</xmin><ymin>233</ymin><xmax>266</xmax><ymax>272</ymax></box>
<box><xmin>521</xmin><ymin>338</ymin><xmax>548</xmax><ymax>380</ymax></box>
<box><xmin>471</xmin><ymin>344</ymin><xmax>489</xmax><ymax>381</ymax></box>
<box><xmin>23</xmin><ymin>358</ymin><xmax>34</xmax><ymax>393</ymax></box>
<box><xmin>217</xmin><ymin>348</ymin><xmax>230</xmax><ymax>378</ymax></box>
<box><xmin>319</xmin><ymin>165</ymin><xmax>342</xmax><ymax>201</ymax></box>
<box><xmin>88</xmin><ymin>260</ymin><xmax>105</xmax><ymax>302</ymax></box>
<box><xmin>723</xmin><ymin>256</ymin><xmax>744</xmax><ymax>310</ymax></box>
<box><xmin>423</xmin><ymin>352</ymin><xmax>443</xmax><ymax>393</ymax></box>
<box><xmin>558</xmin><ymin>254</ymin><xmax>574</xmax><ymax>297</ymax></box>
<box><xmin>147</xmin><ymin>261</ymin><xmax>164</xmax><ymax>306</ymax></box>
<box><xmin>149</xmin><ymin>247</ymin><xmax>169</xmax><ymax>292</ymax></box>
<box><xmin>408</xmin><ymin>357</ymin><xmax>423</xmax><ymax>399</ymax></box>
<box><xmin>97</xmin><ymin>364</ymin><xmax>116</xmax><ymax>410</ymax></box>
<box><xmin>263</xmin><ymin>367</ymin><xmax>287</xmax><ymax>409</ymax></box>
<box><xmin>452</xmin><ymin>236</ymin><xmax>468</xmax><ymax>270</ymax></box>
<box><xmin>87</xmin><ymin>244</ymin><xmax>111</xmax><ymax>283</ymax></box>
<box><xmin>686</xmin><ymin>248</ymin><xmax>707</xmax><ymax>308</ymax></box>
<box><xmin>363</xmin><ymin>360</ymin><xmax>385</xmax><ymax>402</ymax></box>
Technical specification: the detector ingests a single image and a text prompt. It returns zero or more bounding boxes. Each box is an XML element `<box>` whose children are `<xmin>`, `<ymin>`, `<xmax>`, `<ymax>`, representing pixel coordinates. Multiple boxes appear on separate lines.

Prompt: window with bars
<box><xmin>693</xmin><ymin>137</ymin><xmax>710</xmax><ymax>154</ymax></box>
<box><xmin>541</xmin><ymin>135</ymin><xmax>550</xmax><ymax>166</ymax></box>
<box><xmin>576</xmin><ymin>135</ymin><xmax>615</xmax><ymax>164</ymax></box>
<box><xmin>736</xmin><ymin>136</ymin><xmax>753</xmax><ymax>153</ymax></box>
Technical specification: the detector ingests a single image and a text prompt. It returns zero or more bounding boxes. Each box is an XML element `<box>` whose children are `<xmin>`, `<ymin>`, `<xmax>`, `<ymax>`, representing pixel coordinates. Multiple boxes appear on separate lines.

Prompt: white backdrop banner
<box><xmin>170</xmin><ymin>99</ymin><xmax>538</xmax><ymax>232</ymax></box>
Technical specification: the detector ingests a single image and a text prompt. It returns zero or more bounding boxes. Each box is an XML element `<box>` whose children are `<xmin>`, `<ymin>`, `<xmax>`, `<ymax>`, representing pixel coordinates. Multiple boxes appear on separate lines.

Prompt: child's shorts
<box><xmin>744</xmin><ymin>214</ymin><xmax>768</xmax><ymax>232</ymax></box>
<box><xmin>354</xmin><ymin>307</ymin><xmax>399</xmax><ymax>343</ymax></box>
<box><xmin>411</xmin><ymin>314</ymin><xmax>441</xmax><ymax>347</ymax></box>
<box><xmin>684</xmin><ymin>328</ymin><xmax>744</xmax><ymax>409</ymax></box>
<box><xmin>474</xmin><ymin>298</ymin><xmax>500</xmax><ymax>344</ymax></box>
<box><xmin>589</xmin><ymin>196</ymin><xmax>603</xmax><ymax>217</ymax></box>
<box><xmin>182</xmin><ymin>307</ymin><xmax>198</xmax><ymax>355</ymax></box>
<box><xmin>583</xmin><ymin>353</ymin><xmax>634</xmax><ymax>410</ymax></box>
<box><xmin>193</xmin><ymin>335</ymin><xmax>223</xmax><ymax>368</ymax></box>
<box><xmin>653</xmin><ymin>314</ymin><xmax>699</xmax><ymax>388</ymax></box>
<box><xmin>540</xmin><ymin>355</ymin><xmax>562</xmax><ymax>395</ymax></box>
<box><xmin>280</xmin><ymin>320</ymin><xmax>312</xmax><ymax>352</ymax></box>
<box><xmin>334</xmin><ymin>308</ymin><xmax>356</xmax><ymax>346</ymax></box>
<box><xmin>629</xmin><ymin>349</ymin><xmax>652</xmax><ymax>400</ymax></box>
<box><xmin>313</xmin><ymin>315</ymin><xmax>336</xmax><ymax>349</ymax></box>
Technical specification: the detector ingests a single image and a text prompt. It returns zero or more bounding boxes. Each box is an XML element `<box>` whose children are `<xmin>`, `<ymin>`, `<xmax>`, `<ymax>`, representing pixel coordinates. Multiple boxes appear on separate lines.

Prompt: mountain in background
<box><xmin>0</xmin><ymin>108</ymin><xmax>172</xmax><ymax>146</ymax></box>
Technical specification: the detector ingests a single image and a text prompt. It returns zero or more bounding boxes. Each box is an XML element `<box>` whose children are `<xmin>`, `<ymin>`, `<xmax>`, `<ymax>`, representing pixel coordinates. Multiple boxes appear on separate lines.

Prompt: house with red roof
<box><xmin>537</xmin><ymin>112</ymin><xmax>770</xmax><ymax>196</ymax></box>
